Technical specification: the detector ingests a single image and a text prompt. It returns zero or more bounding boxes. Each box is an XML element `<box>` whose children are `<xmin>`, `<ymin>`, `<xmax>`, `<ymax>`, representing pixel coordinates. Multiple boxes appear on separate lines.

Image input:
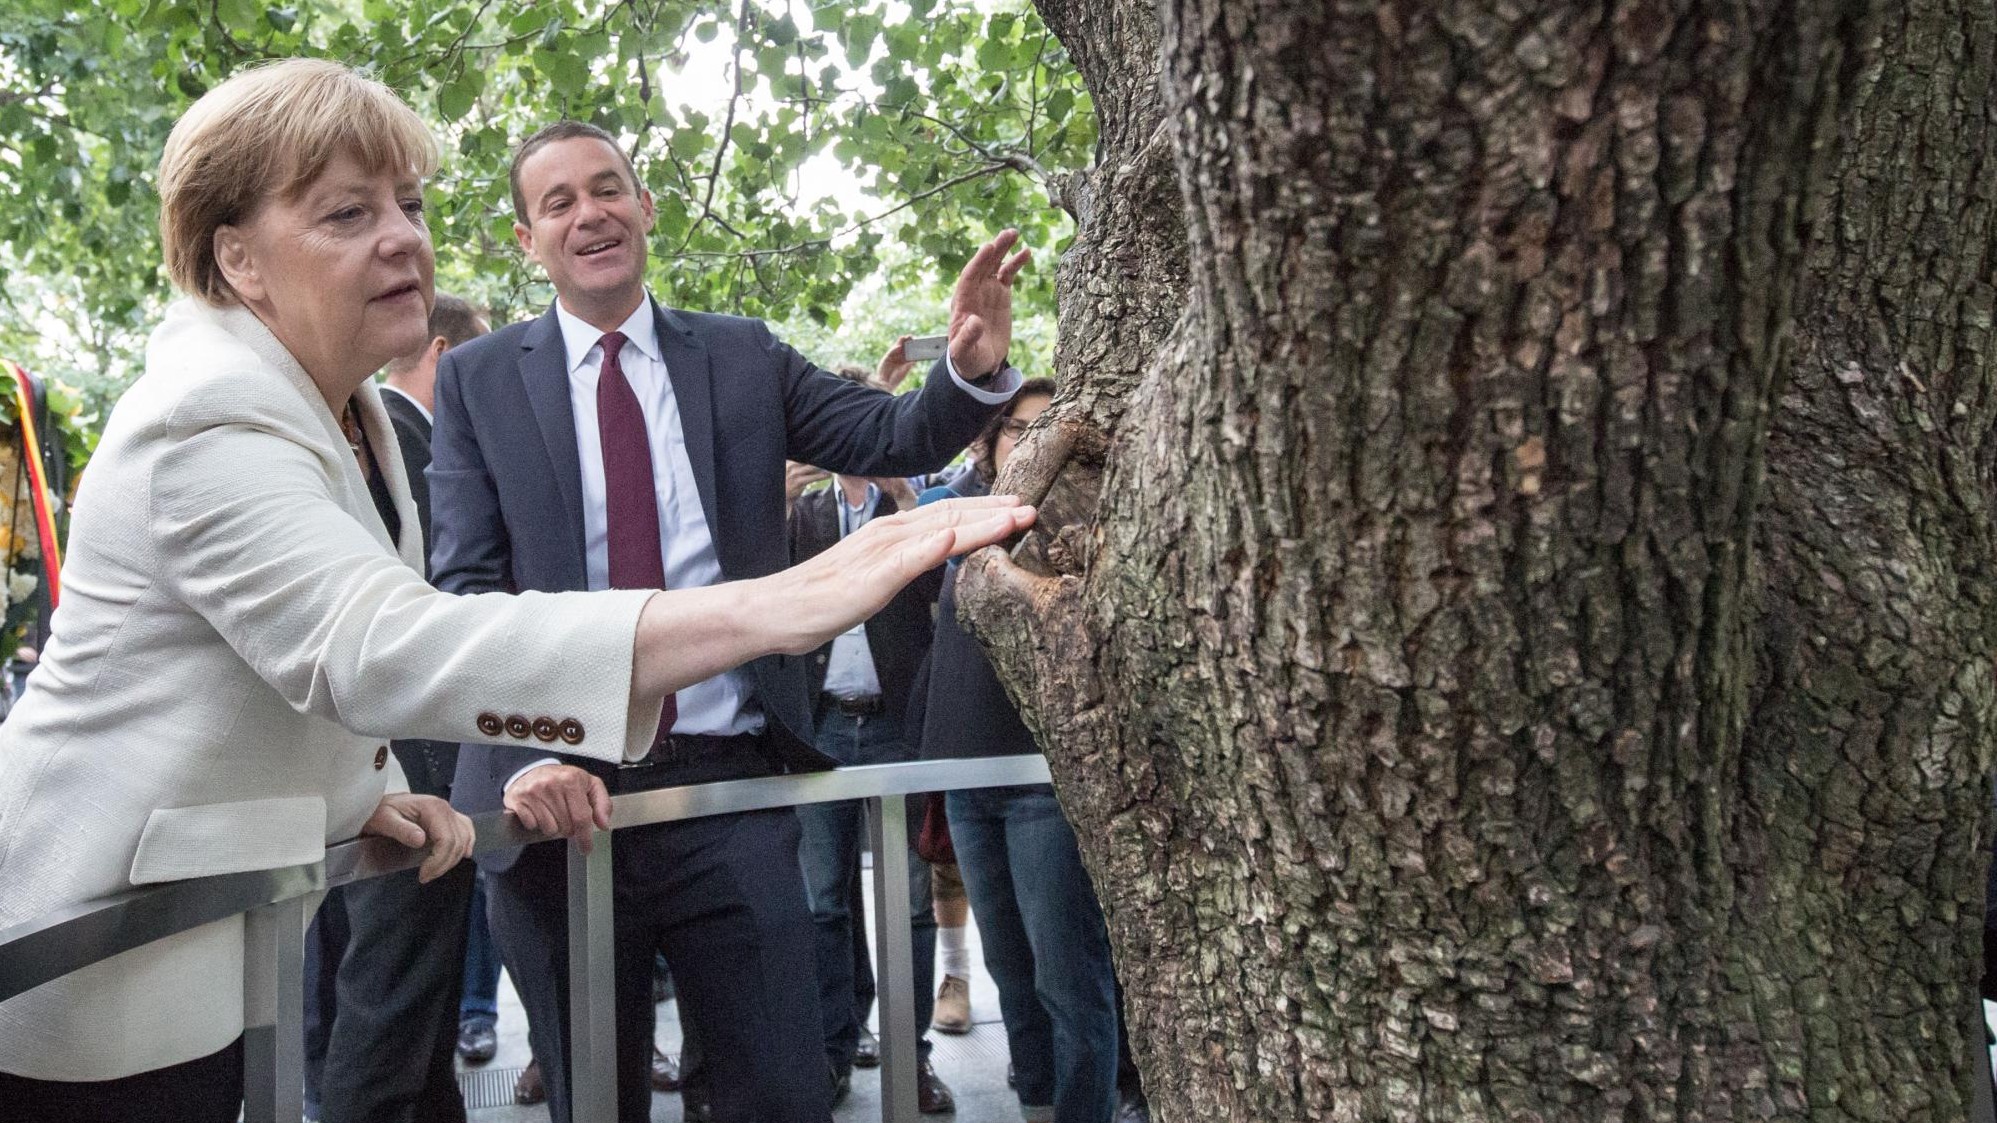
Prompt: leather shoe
<box><xmin>651</xmin><ymin>1045</ymin><xmax>682</xmax><ymax>1092</ymax></box>
<box><xmin>931</xmin><ymin>975</ymin><xmax>972</xmax><ymax>1034</ymax></box>
<box><xmin>456</xmin><ymin>1021</ymin><xmax>497</xmax><ymax>1065</ymax></box>
<box><xmin>853</xmin><ymin>1026</ymin><xmax>881</xmax><ymax>1069</ymax></box>
<box><xmin>918</xmin><ymin>1057</ymin><xmax>955</xmax><ymax>1114</ymax></box>
<box><xmin>514</xmin><ymin>1059</ymin><xmax>546</xmax><ymax>1106</ymax></box>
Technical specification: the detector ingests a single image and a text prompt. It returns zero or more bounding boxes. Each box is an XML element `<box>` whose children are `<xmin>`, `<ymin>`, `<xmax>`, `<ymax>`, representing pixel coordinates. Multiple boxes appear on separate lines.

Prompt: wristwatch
<box><xmin>968</xmin><ymin>359</ymin><xmax>1014</xmax><ymax>389</ymax></box>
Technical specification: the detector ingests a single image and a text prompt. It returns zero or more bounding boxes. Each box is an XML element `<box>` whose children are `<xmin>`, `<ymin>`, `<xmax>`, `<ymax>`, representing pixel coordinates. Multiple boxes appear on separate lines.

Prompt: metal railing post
<box><xmin>870</xmin><ymin>794</ymin><xmax>918</xmax><ymax>1123</ymax></box>
<box><xmin>241</xmin><ymin>894</ymin><xmax>307</xmax><ymax>1123</ymax></box>
<box><xmin>569</xmin><ymin>832</ymin><xmax>618</xmax><ymax>1123</ymax></box>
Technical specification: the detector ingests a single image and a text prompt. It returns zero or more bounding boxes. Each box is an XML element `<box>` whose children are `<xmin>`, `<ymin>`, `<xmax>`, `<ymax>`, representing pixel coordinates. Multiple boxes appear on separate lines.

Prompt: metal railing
<box><xmin>0</xmin><ymin>754</ymin><xmax>1053</xmax><ymax>1123</ymax></box>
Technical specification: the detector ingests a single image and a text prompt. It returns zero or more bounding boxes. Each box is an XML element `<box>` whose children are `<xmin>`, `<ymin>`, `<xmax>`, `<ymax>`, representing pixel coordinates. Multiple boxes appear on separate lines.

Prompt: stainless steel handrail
<box><xmin>0</xmin><ymin>754</ymin><xmax>1053</xmax><ymax>1123</ymax></box>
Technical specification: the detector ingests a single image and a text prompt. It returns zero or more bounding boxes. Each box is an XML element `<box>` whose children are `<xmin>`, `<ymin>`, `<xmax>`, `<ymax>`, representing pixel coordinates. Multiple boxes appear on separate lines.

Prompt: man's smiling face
<box><xmin>513</xmin><ymin>136</ymin><xmax>656</xmax><ymax>324</ymax></box>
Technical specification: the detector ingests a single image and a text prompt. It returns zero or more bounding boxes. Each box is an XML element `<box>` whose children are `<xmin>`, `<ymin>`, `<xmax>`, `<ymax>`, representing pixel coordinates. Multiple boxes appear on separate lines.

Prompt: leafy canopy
<box><xmin>0</xmin><ymin>0</ymin><xmax>1088</xmax><ymax>404</ymax></box>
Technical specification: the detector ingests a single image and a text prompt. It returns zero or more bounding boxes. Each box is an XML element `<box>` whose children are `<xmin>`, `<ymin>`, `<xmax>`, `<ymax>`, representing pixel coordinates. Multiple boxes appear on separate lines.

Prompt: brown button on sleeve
<box><xmin>557</xmin><ymin>719</ymin><xmax>585</xmax><ymax>745</ymax></box>
<box><xmin>532</xmin><ymin>717</ymin><xmax>558</xmax><ymax>743</ymax></box>
<box><xmin>505</xmin><ymin>715</ymin><xmax>531</xmax><ymax>740</ymax></box>
<box><xmin>373</xmin><ymin>745</ymin><xmax>388</xmax><ymax>771</ymax></box>
<box><xmin>476</xmin><ymin>713</ymin><xmax>503</xmax><ymax>737</ymax></box>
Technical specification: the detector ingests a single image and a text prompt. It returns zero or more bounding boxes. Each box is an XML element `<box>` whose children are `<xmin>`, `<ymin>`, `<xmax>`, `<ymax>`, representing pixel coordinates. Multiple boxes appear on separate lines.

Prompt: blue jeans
<box><xmin>948</xmin><ymin>784</ymin><xmax>1118</xmax><ymax>1123</ymax></box>
<box><xmin>460</xmin><ymin>869</ymin><xmax>502</xmax><ymax>1027</ymax></box>
<box><xmin>798</xmin><ymin>709</ymin><xmax>934</xmax><ymax>1074</ymax></box>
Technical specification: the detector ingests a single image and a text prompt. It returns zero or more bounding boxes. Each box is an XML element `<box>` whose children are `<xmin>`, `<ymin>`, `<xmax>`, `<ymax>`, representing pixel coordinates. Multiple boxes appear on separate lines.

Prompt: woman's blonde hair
<box><xmin>158</xmin><ymin>59</ymin><xmax>438</xmax><ymax>305</ymax></box>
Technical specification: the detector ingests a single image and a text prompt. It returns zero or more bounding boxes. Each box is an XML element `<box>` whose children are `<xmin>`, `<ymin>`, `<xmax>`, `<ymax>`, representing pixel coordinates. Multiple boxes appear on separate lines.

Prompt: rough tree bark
<box><xmin>970</xmin><ymin>1</ymin><xmax>1997</xmax><ymax>1119</ymax></box>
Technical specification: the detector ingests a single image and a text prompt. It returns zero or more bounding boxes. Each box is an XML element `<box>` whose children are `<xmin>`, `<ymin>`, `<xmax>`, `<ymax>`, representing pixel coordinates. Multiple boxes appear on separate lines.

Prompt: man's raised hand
<box><xmin>947</xmin><ymin>230</ymin><xmax>1031</xmax><ymax>381</ymax></box>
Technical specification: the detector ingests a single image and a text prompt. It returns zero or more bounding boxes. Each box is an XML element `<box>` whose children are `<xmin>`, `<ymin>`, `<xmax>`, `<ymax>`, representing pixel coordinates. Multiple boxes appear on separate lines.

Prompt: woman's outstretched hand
<box><xmin>771</xmin><ymin>494</ymin><xmax>1035</xmax><ymax>653</ymax></box>
<box><xmin>626</xmin><ymin>495</ymin><xmax>1035</xmax><ymax>719</ymax></box>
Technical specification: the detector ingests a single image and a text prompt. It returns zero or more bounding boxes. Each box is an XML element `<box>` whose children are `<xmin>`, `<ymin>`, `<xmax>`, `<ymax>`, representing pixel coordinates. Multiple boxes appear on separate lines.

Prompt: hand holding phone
<box><xmin>903</xmin><ymin>335</ymin><xmax>947</xmax><ymax>362</ymax></box>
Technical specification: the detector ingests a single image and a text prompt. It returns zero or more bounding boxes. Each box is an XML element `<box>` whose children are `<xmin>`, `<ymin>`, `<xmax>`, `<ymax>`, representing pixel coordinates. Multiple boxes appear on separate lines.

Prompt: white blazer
<box><xmin>0</xmin><ymin>300</ymin><xmax>658</xmax><ymax>1081</ymax></box>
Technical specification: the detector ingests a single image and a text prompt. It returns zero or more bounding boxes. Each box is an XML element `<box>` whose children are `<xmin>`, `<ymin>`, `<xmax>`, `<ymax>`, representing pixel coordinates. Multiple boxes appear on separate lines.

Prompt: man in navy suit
<box><xmin>429</xmin><ymin>120</ymin><xmax>1028</xmax><ymax>1123</ymax></box>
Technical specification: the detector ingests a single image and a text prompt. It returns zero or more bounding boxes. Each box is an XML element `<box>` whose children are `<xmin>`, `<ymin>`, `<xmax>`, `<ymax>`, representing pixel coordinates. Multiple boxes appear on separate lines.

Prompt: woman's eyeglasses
<box><xmin>999</xmin><ymin>418</ymin><xmax>1032</xmax><ymax>440</ymax></box>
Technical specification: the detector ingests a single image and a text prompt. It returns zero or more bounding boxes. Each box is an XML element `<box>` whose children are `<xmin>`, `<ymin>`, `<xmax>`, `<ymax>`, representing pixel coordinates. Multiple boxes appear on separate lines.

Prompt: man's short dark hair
<box><xmin>429</xmin><ymin>292</ymin><xmax>487</xmax><ymax>350</ymax></box>
<box><xmin>386</xmin><ymin>292</ymin><xmax>486</xmax><ymax>374</ymax></box>
<box><xmin>833</xmin><ymin>364</ymin><xmax>879</xmax><ymax>388</ymax></box>
<box><xmin>509</xmin><ymin>120</ymin><xmax>641</xmax><ymax>223</ymax></box>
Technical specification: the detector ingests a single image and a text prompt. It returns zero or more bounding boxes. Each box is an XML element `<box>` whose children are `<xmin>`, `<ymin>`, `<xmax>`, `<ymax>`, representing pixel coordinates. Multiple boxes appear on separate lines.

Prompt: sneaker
<box><xmin>931</xmin><ymin>975</ymin><xmax>971</xmax><ymax>1034</ymax></box>
<box><xmin>456</xmin><ymin>1020</ymin><xmax>497</xmax><ymax>1065</ymax></box>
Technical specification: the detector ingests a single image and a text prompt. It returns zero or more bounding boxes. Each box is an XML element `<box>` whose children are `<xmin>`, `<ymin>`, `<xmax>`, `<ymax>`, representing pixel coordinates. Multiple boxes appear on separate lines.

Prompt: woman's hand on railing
<box><xmin>362</xmin><ymin>793</ymin><xmax>476</xmax><ymax>883</ymax></box>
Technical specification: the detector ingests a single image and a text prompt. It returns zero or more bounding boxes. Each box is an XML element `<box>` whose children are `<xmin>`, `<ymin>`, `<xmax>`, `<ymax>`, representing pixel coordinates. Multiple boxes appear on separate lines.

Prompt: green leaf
<box><xmin>264</xmin><ymin>6</ymin><xmax>298</xmax><ymax>33</ymax></box>
<box><xmin>1045</xmin><ymin>88</ymin><xmax>1074</xmax><ymax>126</ymax></box>
<box><xmin>437</xmin><ymin>80</ymin><xmax>475</xmax><ymax>122</ymax></box>
<box><xmin>534</xmin><ymin>47</ymin><xmax>589</xmax><ymax>97</ymax></box>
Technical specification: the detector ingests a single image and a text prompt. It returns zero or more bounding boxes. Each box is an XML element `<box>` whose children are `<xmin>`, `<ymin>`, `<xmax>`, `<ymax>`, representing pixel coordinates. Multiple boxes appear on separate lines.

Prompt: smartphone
<box><xmin>904</xmin><ymin>334</ymin><xmax>948</xmax><ymax>361</ymax></box>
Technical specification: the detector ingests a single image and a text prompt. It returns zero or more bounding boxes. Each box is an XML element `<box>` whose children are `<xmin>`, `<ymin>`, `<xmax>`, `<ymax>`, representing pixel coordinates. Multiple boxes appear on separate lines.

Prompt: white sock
<box><xmin>939</xmin><ymin>924</ymin><xmax>971</xmax><ymax>980</ymax></box>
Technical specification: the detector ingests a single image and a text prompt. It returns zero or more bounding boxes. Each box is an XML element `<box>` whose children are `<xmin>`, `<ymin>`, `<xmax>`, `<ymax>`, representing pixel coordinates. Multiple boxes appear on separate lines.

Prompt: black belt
<box><xmin>824</xmin><ymin>694</ymin><xmax>884</xmax><ymax>717</ymax></box>
<box><xmin>613</xmin><ymin>731</ymin><xmax>774</xmax><ymax>792</ymax></box>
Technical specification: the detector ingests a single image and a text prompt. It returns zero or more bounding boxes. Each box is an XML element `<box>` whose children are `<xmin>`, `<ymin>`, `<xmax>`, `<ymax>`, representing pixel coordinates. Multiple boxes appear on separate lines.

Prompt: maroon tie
<box><xmin>596</xmin><ymin>331</ymin><xmax>678</xmax><ymax>734</ymax></box>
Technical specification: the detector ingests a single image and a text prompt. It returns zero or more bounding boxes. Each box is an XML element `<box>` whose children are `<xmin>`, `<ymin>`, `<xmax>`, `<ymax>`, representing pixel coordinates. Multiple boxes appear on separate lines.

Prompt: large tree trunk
<box><xmin>980</xmin><ymin>1</ymin><xmax>1997</xmax><ymax>1118</ymax></box>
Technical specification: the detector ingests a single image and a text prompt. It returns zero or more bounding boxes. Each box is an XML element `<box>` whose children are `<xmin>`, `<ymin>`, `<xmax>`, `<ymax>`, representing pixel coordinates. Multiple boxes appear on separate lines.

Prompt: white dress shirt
<box><xmin>820</xmin><ymin>483</ymin><xmax>883</xmax><ymax>700</ymax></box>
<box><xmin>555</xmin><ymin>297</ymin><xmax>760</xmax><ymax>737</ymax></box>
<box><xmin>507</xmin><ymin>297</ymin><xmax>760</xmax><ymax>789</ymax></box>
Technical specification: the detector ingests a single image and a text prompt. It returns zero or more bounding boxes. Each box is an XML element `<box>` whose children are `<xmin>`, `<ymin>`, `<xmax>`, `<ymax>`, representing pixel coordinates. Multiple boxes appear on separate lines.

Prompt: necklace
<box><xmin>340</xmin><ymin>401</ymin><xmax>369</xmax><ymax>476</ymax></box>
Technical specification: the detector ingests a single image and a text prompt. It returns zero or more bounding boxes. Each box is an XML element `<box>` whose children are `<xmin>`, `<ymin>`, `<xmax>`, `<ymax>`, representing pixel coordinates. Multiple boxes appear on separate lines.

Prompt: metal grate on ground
<box><xmin>460</xmin><ymin>1065</ymin><xmax>529</xmax><ymax>1111</ymax></box>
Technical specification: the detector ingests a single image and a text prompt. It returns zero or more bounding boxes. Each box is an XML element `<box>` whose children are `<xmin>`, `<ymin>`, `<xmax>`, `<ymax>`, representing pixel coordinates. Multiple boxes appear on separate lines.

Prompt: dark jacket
<box><xmin>789</xmin><ymin>486</ymin><xmax>941</xmax><ymax>724</ymax></box>
<box><xmin>378</xmin><ymin>386</ymin><xmax>457</xmax><ymax>798</ymax></box>
<box><xmin>913</xmin><ymin>473</ymin><xmax>1039</xmax><ymax>761</ymax></box>
<box><xmin>430</xmin><ymin>298</ymin><xmax>1001</xmax><ymax>869</ymax></box>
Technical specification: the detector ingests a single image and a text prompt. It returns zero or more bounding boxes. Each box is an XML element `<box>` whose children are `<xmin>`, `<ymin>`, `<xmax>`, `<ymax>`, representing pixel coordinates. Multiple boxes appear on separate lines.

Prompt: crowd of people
<box><xmin>0</xmin><ymin>56</ymin><xmax>1142</xmax><ymax>1123</ymax></box>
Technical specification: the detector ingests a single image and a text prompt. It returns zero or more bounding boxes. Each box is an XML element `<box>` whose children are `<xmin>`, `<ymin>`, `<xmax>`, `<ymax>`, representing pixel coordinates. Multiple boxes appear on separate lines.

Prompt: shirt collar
<box><xmin>555</xmin><ymin>295</ymin><xmax>662</xmax><ymax>374</ymax></box>
<box><xmin>377</xmin><ymin>382</ymin><xmax>433</xmax><ymax>424</ymax></box>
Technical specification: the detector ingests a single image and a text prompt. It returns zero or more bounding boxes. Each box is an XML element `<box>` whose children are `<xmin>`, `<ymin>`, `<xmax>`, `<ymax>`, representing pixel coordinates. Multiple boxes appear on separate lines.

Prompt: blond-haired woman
<box><xmin>0</xmin><ymin>59</ymin><xmax>1028</xmax><ymax>1120</ymax></box>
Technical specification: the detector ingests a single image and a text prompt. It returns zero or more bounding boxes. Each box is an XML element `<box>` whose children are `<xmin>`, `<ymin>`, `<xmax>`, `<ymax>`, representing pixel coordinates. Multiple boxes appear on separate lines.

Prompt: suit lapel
<box><xmin>518</xmin><ymin>307</ymin><xmax>590</xmax><ymax>575</ymax></box>
<box><xmin>352</xmin><ymin>382</ymin><xmax>423</xmax><ymax>570</ymax></box>
<box><xmin>654</xmin><ymin>300</ymin><xmax>723</xmax><ymax>551</ymax></box>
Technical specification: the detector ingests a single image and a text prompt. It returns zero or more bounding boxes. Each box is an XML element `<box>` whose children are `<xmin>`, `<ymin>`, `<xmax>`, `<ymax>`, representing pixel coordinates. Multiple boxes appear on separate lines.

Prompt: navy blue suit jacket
<box><xmin>430</xmin><ymin>299</ymin><xmax>999</xmax><ymax>868</ymax></box>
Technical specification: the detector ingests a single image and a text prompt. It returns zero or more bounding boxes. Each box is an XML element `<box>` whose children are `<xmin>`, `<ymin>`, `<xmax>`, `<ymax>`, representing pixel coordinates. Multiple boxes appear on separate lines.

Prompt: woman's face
<box><xmin>994</xmin><ymin>391</ymin><xmax>1052</xmax><ymax>477</ymax></box>
<box><xmin>215</xmin><ymin>151</ymin><xmax>434</xmax><ymax>399</ymax></box>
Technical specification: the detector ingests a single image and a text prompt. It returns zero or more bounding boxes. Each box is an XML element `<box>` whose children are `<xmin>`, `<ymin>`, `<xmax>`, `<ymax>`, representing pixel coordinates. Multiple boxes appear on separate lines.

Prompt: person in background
<box><xmin>0</xmin><ymin>60</ymin><xmax>1032</xmax><ymax>1123</ymax></box>
<box><xmin>790</xmin><ymin>357</ymin><xmax>954</xmax><ymax>1114</ymax></box>
<box><xmin>929</xmin><ymin>857</ymin><xmax>975</xmax><ymax>1036</ymax></box>
<box><xmin>917</xmin><ymin>379</ymin><xmax>1122</xmax><ymax>1123</ymax></box>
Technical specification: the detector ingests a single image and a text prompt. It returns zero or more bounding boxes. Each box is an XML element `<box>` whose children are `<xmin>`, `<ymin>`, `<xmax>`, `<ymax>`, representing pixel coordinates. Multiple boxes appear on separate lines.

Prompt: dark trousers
<box><xmin>0</xmin><ymin>1037</ymin><xmax>243</xmax><ymax>1123</ymax></box>
<box><xmin>949</xmin><ymin>784</ymin><xmax>1119</xmax><ymax>1123</ymax></box>
<box><xmin>798</xmin><ymin>710</ymin><xmax>934</xmax><ymax>1074</ymax></box>
<box><xmin>461</xmin><ymin>869</ymin><xmax>504</xmax><ymax>1028</ymax></box>
<box><xmin>484</xmin><ymin>807</ymin><xmax>830</xmax><ymax>1123</ymax></box>
<box><xmin>303</xmin><ymin>739</ymin><xmax>473</xmax><ymax>1123</ymax></box>
<box><xmin>316</xmin><ymin>864</ymin><xmax>476</xmax><ymax>1123</ymax></box>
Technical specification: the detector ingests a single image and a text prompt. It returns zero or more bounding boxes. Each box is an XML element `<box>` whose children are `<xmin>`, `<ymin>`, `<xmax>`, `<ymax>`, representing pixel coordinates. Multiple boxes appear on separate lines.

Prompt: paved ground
<box><xmin>461</xmin><ymin>878</ymin><xmax>1024</xmax><ymax>1123</ymax></box>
